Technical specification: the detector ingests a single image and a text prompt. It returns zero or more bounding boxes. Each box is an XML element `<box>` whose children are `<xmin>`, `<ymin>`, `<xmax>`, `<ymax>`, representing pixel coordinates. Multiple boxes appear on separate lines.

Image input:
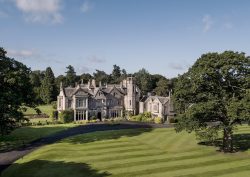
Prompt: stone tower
<box><xmin>124</xmin><ymin>76</ymin><xmax>136</xmax><ymax>114</ymax></box>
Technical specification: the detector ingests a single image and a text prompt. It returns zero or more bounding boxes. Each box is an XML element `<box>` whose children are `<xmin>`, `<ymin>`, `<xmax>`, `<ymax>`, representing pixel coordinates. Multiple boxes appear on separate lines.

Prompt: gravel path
<box><xmin>0</xmin><ymin>122</ymin><xmax>172</xmax><ymax>174</ymax></box>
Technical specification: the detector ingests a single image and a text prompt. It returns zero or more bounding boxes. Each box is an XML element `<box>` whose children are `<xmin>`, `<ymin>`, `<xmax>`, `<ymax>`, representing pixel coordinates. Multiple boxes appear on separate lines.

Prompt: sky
<box><xmin>1</xmin><ymin>0</ymin><xmax>250</xmax><ymax>78</ymax></box>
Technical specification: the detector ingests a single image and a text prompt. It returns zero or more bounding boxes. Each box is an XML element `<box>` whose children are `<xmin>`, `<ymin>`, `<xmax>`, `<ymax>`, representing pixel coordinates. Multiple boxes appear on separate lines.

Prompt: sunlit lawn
<box><xmin>2</xmin><ymin>125</ymin><xmax>250</xmax><ymax>177</ymax></box>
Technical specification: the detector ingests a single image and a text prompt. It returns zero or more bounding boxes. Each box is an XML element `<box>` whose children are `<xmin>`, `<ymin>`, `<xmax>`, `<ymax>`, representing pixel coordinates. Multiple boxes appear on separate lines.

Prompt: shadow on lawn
<box><xmin>0</xmin><ymin>126</ymin><xmax>73</xmax><ymax>153</ymax></box>
<box><xmin>198</xmin><ymin>133</ymin><xmax>250</xmax><ymax>152</ymax></box>
<box><xmin>61</xmin><ymin>124</ymin><xmax>153</xmax><ymax>145</ymax></box>
<box><xmin>1</xmin><ymin>160</ymin><xmax>110</xmax><ymax>177</ymax></box>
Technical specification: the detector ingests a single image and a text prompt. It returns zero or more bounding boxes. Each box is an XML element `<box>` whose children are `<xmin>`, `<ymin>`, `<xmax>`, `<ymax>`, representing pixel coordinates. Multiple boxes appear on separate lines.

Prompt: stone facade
<box><xmin>57</xmin><ymin>77</ymin><xmax>141</xmax><ymax>121</ymax></box>
<box><xmin>139</xmin><ymin>94</ymin><xmax>174</xmax><ymax>122</ymax></box>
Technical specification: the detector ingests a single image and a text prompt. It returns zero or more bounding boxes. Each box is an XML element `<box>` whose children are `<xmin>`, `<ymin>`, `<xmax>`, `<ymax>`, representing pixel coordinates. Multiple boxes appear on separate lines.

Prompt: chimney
<box><xmin>92</xmin><ymin>79</ymin><xmax>96</xmax><ymax>88</ymax></box>
<box><xmin>99</xmin><ymin>81</ymin><xmax>102</xmax><ymax>88</ymax></box>
<box><xmin>60</xmin><ymin>82</ymin><xmax>63</xmax><ymax>91</ymax></box>
<box><xmin>88</xmin><ymin>80</ymin><xmax>91</xmax><ymax>89</ymax></box>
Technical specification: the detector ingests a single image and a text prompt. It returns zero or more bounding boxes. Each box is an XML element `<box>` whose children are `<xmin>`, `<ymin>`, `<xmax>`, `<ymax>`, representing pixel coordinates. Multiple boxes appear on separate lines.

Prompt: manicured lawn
<box><xmin>0</xmin><ymin>124</ymin><xmax>77</xmax><ymax>152</ymax></box>
<box><xmin>23</xmin><ymin>105</ymin><xmax>55</xmax><ymax>116</ymax></box>
<box><xmin>2</xmin><ymin>125</ymin><xmax>250</xmax><ymax>177</ymax></box>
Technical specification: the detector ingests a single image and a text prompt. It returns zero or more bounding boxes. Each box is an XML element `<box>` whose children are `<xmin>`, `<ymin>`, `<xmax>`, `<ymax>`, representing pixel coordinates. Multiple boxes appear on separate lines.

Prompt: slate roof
<box><xmin>141</xmin><ymin>95</ymin><xmax>169</xmax><ymax>105</ymax></box>
<box><xmin>63</xmin><ymin>84</ymin><xmax>126</xmax><ymax>97</ymax></box>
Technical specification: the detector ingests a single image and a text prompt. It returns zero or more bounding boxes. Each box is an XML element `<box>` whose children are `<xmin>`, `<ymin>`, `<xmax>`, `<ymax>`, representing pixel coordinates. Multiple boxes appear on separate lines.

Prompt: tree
<box><xmin>174</xmin><ymin>51</ymin><xmax>250</xmax><ymax>152</ymax></box>
<box><xmin>154</xmin><ymin>78</ymin><xmax>169</xmax><ymax>97</ymax></box>
<box><xmin>134</xmin><ymin>68</ymin><xmax>153</xmax><ymax>95</ymax></box>
<box><xmin>40</xmin><ymin>67</ymin><xmax>56</xmax><ymax>104</ymax></box>
<box><xmin>0</xmin><ymin>48</ymin><xmax>35</xmax><ymax>135</ymax></box>
<box><xmin>29</xmin><ymin>70</ymin><xmax>44</xmax><ymax>104</ymax></box>
<box><xmin>55</xmin><ymin>75</ymin><xmax>66</xmax><ymax>91</ymax></box>
<box><xmin>65</xmin><ymin>65</ymin><xmax>76</xmax><ymax>87</ymax></box>
<box><xmin>111</xmin><ymin>64</ymin><xmax>121</xmax><ymax>83</ymax></box>
<box><xmin>80</xmin><ymin>73</ymin><xmax>92</xmax><ymax>84</ymax></box>
<box><xmin>93</xmin><ymin>69</ymin><xmax>111</xmax><ymax>83</ymax></box>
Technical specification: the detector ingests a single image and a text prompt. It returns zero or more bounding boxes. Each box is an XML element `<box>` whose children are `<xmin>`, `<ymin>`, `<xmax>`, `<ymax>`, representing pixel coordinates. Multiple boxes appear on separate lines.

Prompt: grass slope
<box><xmin>2</xmin><ymin>125</ymin><xmax>250</xmax><ymax>177</ymax></box>
<box><xmin>23</xmin><ymin>105</ymin><xmax>54</xmax><ymax>116</ymax></box>
<box><xmin>0</xmin><ymin>124</ymin><xmax>76</xmax><ymax>152</ymax></box>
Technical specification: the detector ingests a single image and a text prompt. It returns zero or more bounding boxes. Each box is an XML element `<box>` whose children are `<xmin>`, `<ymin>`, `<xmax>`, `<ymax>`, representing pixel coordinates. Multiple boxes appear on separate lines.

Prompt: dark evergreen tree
<box><xmin>65</xmin><ymin>65</ymin><xmax>76</xmax><ymax>87</ymax></box>
<box><xmin>80</xmin><ymin>73</ymin><xmax>92</xmax><ymax>84</ymax></box>
<box><xmin>93</xmin><ymin>69</ymin><xmax>111</xmax><ymax>83</ymax></box>
<box><xmin>29</xmin><ymin>70</ymin><xmax>44</xmax><ymax>104</ymax></box>
<box><xmin>40</xmin><ymin>67</ymin><xmax>56</xmax><ymax>104</ymax></box>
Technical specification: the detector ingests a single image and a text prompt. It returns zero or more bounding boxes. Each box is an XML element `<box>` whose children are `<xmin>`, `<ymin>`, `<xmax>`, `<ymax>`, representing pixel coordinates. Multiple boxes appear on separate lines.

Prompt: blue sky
<box><xmin>1</xmin><ymin>0</ymin><xmax>250</xmax><ymax>78</ymax></box>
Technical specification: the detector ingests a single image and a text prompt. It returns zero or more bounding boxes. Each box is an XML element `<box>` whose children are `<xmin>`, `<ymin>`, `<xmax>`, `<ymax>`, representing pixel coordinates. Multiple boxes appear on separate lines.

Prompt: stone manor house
<box><xmin>57</xmin><ymin>77</ymin><xmax>174</xmax><ymax>122</ymax></box>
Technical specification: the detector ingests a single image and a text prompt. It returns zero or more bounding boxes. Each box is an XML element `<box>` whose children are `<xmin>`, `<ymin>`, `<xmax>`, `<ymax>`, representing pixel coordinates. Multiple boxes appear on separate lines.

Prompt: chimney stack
<box><xmin>60</xmin><ymin>82</ymin><xmax>63</xmax><ymax>91</ymax></box>
<box><xmin>92</xmin><ymin>79</ymin><xmax>96</xmax><ymax>88</ymax></box>
<box><xmin>88</xmin><ymin>80</ymin><xmax>91</xmax><ymax>89</ymax></box>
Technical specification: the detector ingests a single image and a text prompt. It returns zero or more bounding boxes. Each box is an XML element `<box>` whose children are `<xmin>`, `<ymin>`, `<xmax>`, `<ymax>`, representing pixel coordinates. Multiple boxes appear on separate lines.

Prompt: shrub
<box><xmin>143</xmin><ymin>112</ymin><xmax>152</xmax><ymax>119</ymax></box>
<box><xmin>50</xmin><ymin>110</ymin><xmax>58</xmax><ymax>121</ymax></box>
<box><xmin>34</xmin><ymin>108</ymin><xmax>42</xmax><ymax>115</ymax></box>
<box><xmin>169</xmin><ymin>118</ymin><xmax>177</xmax><ymax>123</ymax></box>
<box><xmin>154</xmin><ymin>117</ymin><xmax>163</xmax><ymax>124</ymax></box>
<box><xmin>130</xmin><ymin>114</ymin><xmax>143</xmax><ymax>122</ymax></box>
<box><xmin>90</xmin><ymin>116</ymin><xmax>97</xmax><ymax>120</ymax></box>
<box><xmin>113</xmin><ymin>117</ymin><xmax>125</xmax><ymax>122</ymax></box>
<box><xmin>59</xmin><ymin>109</ymin><xmax>74</xmax><ymax>123</ymax></box>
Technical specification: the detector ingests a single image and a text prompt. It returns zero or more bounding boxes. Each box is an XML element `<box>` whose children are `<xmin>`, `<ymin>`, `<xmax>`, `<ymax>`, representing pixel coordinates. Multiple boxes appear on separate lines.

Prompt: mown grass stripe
<box><xmin>112</xmin><ymin>157</ymin><xmax>249</xmax><ymax>177</ymax></box>
<box><xmin>93</xmin><ymin>147</ymin><xmax>217</xmax><ymax>168</ymax></box>
<box><xmin>85</xmin><ymin>150</ymin><xmax>166</xmax><ymax>162</ymax></box>
<box><xmin>100</xmin><ymin>151</ymin><xmax>215</xmax><ymax>170</ymax></box>
<box><xmin>80</xmin><ymin>146</ymin><xmax>151</xmax><ymax>156</ymax></box>
<box><xmin>175</xmin><ymin>164</ymin><xmax>250</xmax><ymax>177</ymax></box>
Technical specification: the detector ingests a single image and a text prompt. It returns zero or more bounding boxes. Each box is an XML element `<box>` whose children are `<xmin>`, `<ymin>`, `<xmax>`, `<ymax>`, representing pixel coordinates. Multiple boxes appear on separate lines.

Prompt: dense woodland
<box><xmin>30</xmin><ymin>61</ymin><xmax>176</xmax><ymax>105</ymax></box>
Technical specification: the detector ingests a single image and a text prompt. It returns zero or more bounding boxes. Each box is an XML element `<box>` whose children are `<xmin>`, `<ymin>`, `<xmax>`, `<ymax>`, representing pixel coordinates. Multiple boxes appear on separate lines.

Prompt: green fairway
<box><xmin>2</xmin><ymin>125</ymin><xmax>250</xmax><ymax>177</ymax></box>
<box><xmin>0</xmin><ymin>124</ymin><xmax>77</xmax><ymax>152</ymax></box>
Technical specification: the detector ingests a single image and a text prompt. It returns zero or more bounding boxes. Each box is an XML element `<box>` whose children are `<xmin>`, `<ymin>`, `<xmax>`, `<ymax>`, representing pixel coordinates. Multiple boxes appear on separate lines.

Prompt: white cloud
<box><xmin>14</xmin><ymin>0</ymin><xmax>63</xmax><ymax>23</ymax></box>
<box><xmin>202</xmin><ymin>14</ymin><xmax>213</xmax><ymax>32</ymax></box>
<box><xmin>87</xmin><ymin>55</ymin><xmax>106</xmax><ymax>63</ymax></box>
<box><xmin>77</xmin><ymin>66</ymin><xmax>91</xmax><ymax>73</ymax></box>
<box><xmin>81</xmin><ymin>0</ymin><xmax>93</xmax><ymax>13</ymax></box>
<box><xmin>168</xmin><ymin>62</ymin><xmax>190</xmax><ymax>71</ymax></box>
<box><xmin>8</xmin><ymin>49</ymin><xmax>36</xmax><ymax>58</ymax></box>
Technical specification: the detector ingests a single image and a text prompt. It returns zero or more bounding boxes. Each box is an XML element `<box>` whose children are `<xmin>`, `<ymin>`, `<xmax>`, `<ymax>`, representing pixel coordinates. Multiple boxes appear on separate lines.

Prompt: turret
<box><xmin>124</xmin><ymin>77</ymin><xmax>136</xmax><ymax>114</ymax></box>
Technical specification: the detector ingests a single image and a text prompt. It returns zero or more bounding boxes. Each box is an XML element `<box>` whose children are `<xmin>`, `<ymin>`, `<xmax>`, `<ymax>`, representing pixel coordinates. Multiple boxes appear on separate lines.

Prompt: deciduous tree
<box><xmin>174</xmin><ymin>51</ymin><xmax>250</xmax><ymax>152</ymax></box>
<box><xmin>0</xmin><ymin>48</ymin><xmax>35</xmax><ymax>135</ymax></box>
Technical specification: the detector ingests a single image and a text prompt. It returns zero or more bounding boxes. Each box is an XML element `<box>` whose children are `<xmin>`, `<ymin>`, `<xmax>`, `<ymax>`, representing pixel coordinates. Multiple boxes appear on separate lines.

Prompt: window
<box><xmin>76</xmin><ymin>98</ymin><xmax>87</xmax><ymax>108</ymax></box>
<box><xmin>153</xmin><ymin>103</ymin><xmax>159</xmax><ymax>113</ymax></box>
<box><xmin>130</xmin><ymin>100</ymin><xmax>132</xmax><ymax>106</ymax></box>
<box><xmin>76</xmin><ymin>110</ymin><xmax>86</xmax><ymax>121</ymax></box>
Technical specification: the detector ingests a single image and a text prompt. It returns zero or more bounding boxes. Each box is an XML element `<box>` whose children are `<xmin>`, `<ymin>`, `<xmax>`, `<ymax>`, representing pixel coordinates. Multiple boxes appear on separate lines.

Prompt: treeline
<box><xmin>31</xmin><ymin>64</ymin><xmax>177</xmax><ymax>105</ymax></box>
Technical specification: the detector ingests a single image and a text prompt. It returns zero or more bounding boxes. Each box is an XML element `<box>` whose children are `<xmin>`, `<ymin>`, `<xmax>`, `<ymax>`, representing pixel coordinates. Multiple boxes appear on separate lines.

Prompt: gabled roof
<box><xmin>142</xmin><ymin>95</ymin><xmax>169</xmax><ymax>105</ymax></box>
<box><xmin>64</xmin><ymin>87</ymin><xmax>76</xmax><ymax>97</ymax></box>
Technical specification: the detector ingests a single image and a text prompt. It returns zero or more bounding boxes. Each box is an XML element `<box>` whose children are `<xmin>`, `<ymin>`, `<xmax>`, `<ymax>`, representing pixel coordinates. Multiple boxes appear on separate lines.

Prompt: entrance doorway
<box><xmin>97</xmin><ymin>112</ymin><xmax>102</xmax><ymax>121</ymax></box>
